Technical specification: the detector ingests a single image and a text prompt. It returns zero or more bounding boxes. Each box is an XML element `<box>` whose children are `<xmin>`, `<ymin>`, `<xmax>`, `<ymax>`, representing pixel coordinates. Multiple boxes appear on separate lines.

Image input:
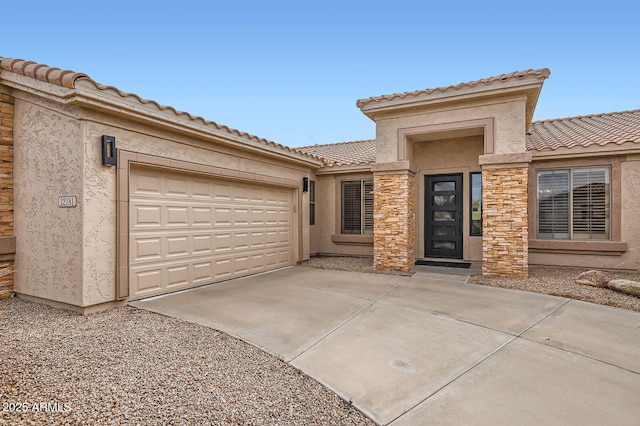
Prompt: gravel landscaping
<box><xmin>305</xmin><ymin>256</ymin><xmax>640</xmax><ymax>313</ymax></box>
<box><xmin>301</xmin><ymin>257</ymin><xmax>412</xmax><ymax>276</ymax></box>
<box><xmin>0</xmin><ymin>298</ymin><xmax>372</xmax><ymax>426</ymax></box>
<box><xmin>3</xmin><ymin>258</ymin><xmax>639</xmax><ymax>424</ymax></box>
<box><xmin>469</xmin><ymin>266</ymin><xmax>640</xmax><ymax>313</ymax></box>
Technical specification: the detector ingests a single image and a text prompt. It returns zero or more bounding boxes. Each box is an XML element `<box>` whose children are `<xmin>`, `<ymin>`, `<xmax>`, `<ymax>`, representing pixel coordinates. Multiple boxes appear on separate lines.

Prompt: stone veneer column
<box><xmin>0</xmin><ymin>92</ymin><xmax>14</xmax><ymax>299</ymax></box>
<box><xmin>482</xmin><ymin>166</ymin><xmax>528</xmax><ymax>278</ymax></box>
<box><xmin>373</xmin><ymin>165</ymin><xmax>415</xmax><ymax>272</ymax></box>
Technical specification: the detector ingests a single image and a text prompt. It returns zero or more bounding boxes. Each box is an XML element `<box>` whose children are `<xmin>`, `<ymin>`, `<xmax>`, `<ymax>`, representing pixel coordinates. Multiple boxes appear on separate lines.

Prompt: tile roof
<box><xmin>3</xmin><ymin>57</ymin><xmax>638</xmax><ymax>161</ymax></box>
<box><xmin>0</xmin><ymin>56</ymin><xmax>322</xmax><ymax>164</ymax></box>
<box><xmin>302</xmin><ymin>109</ymin><xmax>640</xmax><ymax>165</ymax></box>
<box><xmin>357</xmin><ymin>69</ymin><xmax>550</xmax><ymax>108</ymax></box>
<box><xmin>0</xmin><ymin>57</ymin><xmax>89</xmax><ymax>88</ymax></box>
<box><xmin>298</xmin><ymin>139</ymin><xmax>376</xmax><ymax>167</ymax></box>
<box><xmin>527</xmin><ymin>109</ymin><xmax>640</xmax><ymax>151</ymax></box>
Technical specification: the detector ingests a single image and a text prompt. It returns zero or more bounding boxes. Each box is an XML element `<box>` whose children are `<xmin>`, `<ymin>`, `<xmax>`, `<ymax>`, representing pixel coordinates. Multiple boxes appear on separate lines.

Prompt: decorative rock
<box><xmin>575</xmin><ymin>270</ymin><xmax>611</xmax><ymax>288</ymax></box>
<box><xmin>607</xmin><ymin>279</ymin><xmax>640</xmax><ymax>297</ymax></box>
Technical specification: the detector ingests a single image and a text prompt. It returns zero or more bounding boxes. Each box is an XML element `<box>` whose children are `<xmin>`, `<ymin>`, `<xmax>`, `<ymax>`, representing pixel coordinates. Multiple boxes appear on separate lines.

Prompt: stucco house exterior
<box><xmin>1</xmin><ymin>57</ymin><xmax>639</xmax><ymax>313</ymax></box>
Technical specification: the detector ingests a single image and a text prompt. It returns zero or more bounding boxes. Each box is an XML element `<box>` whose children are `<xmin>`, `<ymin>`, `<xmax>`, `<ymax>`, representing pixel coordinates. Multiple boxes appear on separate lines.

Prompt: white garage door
<box><xmin>128</xmin><ymin>166</ymin><xmax>295</xmax><ymax>300</ymax></box>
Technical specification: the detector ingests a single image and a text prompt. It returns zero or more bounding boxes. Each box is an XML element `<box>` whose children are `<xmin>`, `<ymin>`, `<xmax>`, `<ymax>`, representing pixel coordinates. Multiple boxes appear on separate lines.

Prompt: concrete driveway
<box><xmin>130</xmin><ymin>266</ymin><xmax>640</xmax><ymax>425</ymax></box>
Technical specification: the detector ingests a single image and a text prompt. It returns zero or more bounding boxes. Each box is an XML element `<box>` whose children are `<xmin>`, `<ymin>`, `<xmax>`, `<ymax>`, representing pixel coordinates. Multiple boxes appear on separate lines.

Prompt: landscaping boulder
<box><xmin>607</xmin><ymin>279</ymin><xmax>640</xmax><ymax>297</ymax></box>
<box><xmin>575</xmin><ymin>270</ymin><xmax>610</xmax><ymax>288</ymax></box>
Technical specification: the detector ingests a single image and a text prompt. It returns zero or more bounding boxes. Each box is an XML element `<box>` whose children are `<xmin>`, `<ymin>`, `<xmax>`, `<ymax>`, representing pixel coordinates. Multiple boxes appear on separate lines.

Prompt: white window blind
<box><xmin>572</xmin><ymin>168</ymin><xmax>609</xmax><ymax>239</ymax></box>
<box><xmin>537</xmin><ymin>170</ymin><xmax>570</xmax><ymax>239</ymax></box>
<box><xmin>364</xmin><ymin>180</ymin><xmax>374</xmax><ymax>235</ymax></box>
<box><xmin>537</xmin><ymin>167</ymin><xmax>610</xmax><ymax>240</ymax></box>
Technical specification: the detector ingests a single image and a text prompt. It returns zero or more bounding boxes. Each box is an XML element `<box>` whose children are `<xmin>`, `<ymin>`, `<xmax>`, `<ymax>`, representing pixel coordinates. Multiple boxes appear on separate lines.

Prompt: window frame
<box><xmin>469</xmin><ymin>172</ymin><xmax>482</xmax><ymax>236</ymax></box>
<box><xmin>309</xmin><ymin>180</ymin><xmax>315</xmax><ymax>226</ymax></box>
<box><xmin>536</xmin><ymin>166</ymin><xmax>611</xmax><ymax>241</ymax></box>
<box><xmin>341</xmin><ymin>179</ymin><xmax>374</xmax><ymax>235</ymax></box>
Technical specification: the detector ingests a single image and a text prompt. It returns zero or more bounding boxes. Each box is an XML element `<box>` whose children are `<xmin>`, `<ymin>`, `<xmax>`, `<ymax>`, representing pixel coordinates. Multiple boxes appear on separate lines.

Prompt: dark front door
<box><xmin>425</xmin><ymin>174</ymin><xmax>463</xmax><ymax>258</ymax></box>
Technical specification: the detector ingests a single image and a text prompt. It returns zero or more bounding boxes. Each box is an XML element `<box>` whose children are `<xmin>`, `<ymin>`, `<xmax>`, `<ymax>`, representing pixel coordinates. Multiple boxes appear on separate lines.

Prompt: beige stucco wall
<box><xmin>13</xmin><ymin>94</ymin><xmax>85</xmax><ymax>306</ymax></box>
<box><xmin>13</xmin><ymin>88</ymin><xmax>313</xmax><ymax>308</ymax></box>
<box><xmin>620</xmin><ymin>157</ymin><xmax>640</xmax><ymax>269</ymax></box>
<box><xmin>82</xmin><ymin>115</ymin><xmax>312</xmax><ymax>306</ymax></box>
<box><xmin>310</xmin><ymin>173</ymin><xmax>374</xmax><ymax>257</ymax></box>
<box><xmin>375</xmin><ymin>97</ymin><xmax>527</xmax><ymax>165</ymax></box>
<box><xmin>413</xmin><ymin>136</ymin><xmax>483</xmax><ymax>261</ymax></box>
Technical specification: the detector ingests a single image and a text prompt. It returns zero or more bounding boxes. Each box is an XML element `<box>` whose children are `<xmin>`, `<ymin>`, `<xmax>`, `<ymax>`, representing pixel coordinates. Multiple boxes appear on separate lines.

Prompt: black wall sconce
<box><xmin>102</xmin><ymin>135</ymin><xmax>117</xmax><ymax>166</ymax></box>
<box><xmin>302</xmin><ymin>177</ymin><xmax>309</xmax><ymax>192</ymax></box>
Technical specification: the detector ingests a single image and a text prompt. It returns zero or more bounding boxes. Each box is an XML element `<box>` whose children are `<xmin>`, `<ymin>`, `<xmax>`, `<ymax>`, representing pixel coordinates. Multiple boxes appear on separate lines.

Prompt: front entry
<box><xmin>425</xmin><ymin>174</ymin><xmax>463</xmax><ymax>258</ymax></box>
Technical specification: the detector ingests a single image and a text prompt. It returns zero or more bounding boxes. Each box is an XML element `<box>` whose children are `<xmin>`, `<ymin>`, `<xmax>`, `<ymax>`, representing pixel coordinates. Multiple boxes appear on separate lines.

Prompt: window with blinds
<box><xmin>536</xmin><ymin>167</ymin><xmax>610</xmax><ymax>240</ymax></box>
<box><xmin>341</xmin><ymin>179</ymin><xmax>374</xmax><ymax>235</ymax></box>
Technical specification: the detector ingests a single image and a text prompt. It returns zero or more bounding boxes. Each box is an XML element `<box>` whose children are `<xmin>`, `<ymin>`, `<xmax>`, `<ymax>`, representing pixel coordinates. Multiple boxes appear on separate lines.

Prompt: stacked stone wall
<box><xmin>0</xmin><ymin>93</ymin><xmax>14</xmax><ymax>298</ymax></box>
<box><xmin>373</xmin><ymin>172</ymin><xmax>415</xmax><ymax>271</ymax></box>
<box><xmin>482</xmin><ymin>167</ymin><xmax>528</xmax><ymax>278</ymax></box>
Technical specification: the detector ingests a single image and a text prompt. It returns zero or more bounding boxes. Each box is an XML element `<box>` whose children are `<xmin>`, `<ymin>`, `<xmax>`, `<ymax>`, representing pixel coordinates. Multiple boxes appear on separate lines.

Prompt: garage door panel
<box><xmin>166</xmin><ymin>206</ymin><xmax>189</xmax><ymax>226</ymax></box>
<box><xmin>166</xmin><ymin>236</ymin><xmax>190</xmax><ymax>257</ymax></box>
<box><xmin>193</xmin><ymin>207</ymin><xmax>212</xmax><ymax>225</ymax></box>
<box><xmin>192</xmin><ymin>180</ymin><xmax>212</xmax><ymax>199</ymax></box>
<box><xmin>132</xmin><ymin>269</ymin><xmax>163</xmax><ymax>293</ymax></box>
<box><xmin>132</xmin><ymin>237</ymin><xmax>163</xmax><ymax>262</ymax></box>
<box><xmin>166</xmin><ymin>176</ymin><xmax>189</xmax><ymax>196</ymax></box>
<box><xmin>166</xmin><ymin>266</ymin><xmax>189</xmax><ymax>287</ymax></box>
<box><xmin>133</xmin><ymin>205</ymin><xmax>162</xmax><ymax>228</ymax></box>
<box><xmin>129</xmin><ymin>167</ymin><xmax>295</xmax><ymax>300</ymax></box>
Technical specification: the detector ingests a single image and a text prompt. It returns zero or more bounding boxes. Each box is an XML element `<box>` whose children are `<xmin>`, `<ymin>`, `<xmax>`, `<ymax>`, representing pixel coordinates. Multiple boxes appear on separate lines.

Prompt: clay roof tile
<box><xmin>357</xmin><ymin>68</ymin><xmax>550</xmax><ymax>108</ymax></box>
<box><xmin>527</xmin><ymin>109</ymin><xmax>640</xmax><ymax>151</ymax></box>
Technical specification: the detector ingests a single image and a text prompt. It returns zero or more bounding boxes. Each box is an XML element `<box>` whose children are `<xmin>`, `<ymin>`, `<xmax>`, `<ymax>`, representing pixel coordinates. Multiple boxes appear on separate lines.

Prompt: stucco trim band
<box><xmin>331</xmin><ymin>235</ymin><xmax>374</xmax><ymax>245</ymax></box>
<box><xmin>479</xmin><ymin>152</ymin><xmax>532</xmax><ymax>168</ymax></box>
<box><xmin>529</xmin><ymin>240</ymin><xmax>627</xmax><ymax>256</ymax></box>
<box><xmin>398</xmin><ymin>118</ymin><xmax>495</xmax><ymax>161</ymax></box>
<box><xmin>370</xmin><ymin>161</ymin><xmax>415</xmax><ymax>174</ymax></box>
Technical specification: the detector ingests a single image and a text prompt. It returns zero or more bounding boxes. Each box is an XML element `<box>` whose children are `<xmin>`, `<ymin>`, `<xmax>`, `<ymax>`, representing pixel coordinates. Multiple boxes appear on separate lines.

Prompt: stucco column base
<box><xmin>481</xmin><ymin>165</ymin><xmax>529</xmax><ymax>278</ymax></box>
<box><xmin>372</xmin><ymin>163</ymin><xmax>415</xmax><ymax>272</ymax></box>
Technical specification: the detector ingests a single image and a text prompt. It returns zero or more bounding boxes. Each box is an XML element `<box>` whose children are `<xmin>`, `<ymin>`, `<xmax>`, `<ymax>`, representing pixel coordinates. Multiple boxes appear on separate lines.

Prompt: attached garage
<box><xmin>2</xmin><ymin>56</ymin><xmax>323</xmax><ymax>312</ymax></box>
<box><xmin>127</xmin><ymin>166</ymin><xmax>296</xmax><ymax>300</ymax></box>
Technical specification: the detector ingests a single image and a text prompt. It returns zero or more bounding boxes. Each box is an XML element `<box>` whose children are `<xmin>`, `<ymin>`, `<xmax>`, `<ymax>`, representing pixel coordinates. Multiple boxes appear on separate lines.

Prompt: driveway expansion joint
<box><xmin>289</xmin><ymin>282</ymin><xmax>402</xmax><ymax>363</ymax></box>
<box><xmin>388</xmin><ymin>335</ymin><xmax>519</xmax><ymax>425</ymax></box>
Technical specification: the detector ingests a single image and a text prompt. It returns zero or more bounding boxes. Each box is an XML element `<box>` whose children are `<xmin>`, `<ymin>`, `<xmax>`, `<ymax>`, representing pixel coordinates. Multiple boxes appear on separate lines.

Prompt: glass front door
<box><xmin>425</xmin><ymin>174</ymin><xmax>463</xmax><ymax>258</ymax></box>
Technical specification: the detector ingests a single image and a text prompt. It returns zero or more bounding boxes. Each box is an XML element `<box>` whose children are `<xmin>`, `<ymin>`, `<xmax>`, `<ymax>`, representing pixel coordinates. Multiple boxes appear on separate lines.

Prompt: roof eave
<box><xmin>1</xmin><ymin>69</ymin><xmax>323</xmax><ymax>168</ymax></box>
<box><xmin>358</xmin><ymin>77</ymin><xmax>547</xmax><ymax>128</ymax></box>
<box><xmin>530</xmin><ymin>141</ymin><xmax>640</xmax><ymax>160</ymax></box>
<box><xmin>74</xmin><ymin>81</ymin><xmax>324</xmax><ymax>167</ymax></box>
<box><xmin>313</xmin><ymin>163</ymin><xmax>375</xmax><ymax>175</ymax></box>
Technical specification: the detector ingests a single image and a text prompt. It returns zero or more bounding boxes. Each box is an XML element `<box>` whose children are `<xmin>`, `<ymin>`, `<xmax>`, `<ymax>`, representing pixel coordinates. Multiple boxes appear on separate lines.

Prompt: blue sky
<box><xmin>4</xmin><ymin>1</ymin><xmax>639</xmax><ymax>147</ymax></box>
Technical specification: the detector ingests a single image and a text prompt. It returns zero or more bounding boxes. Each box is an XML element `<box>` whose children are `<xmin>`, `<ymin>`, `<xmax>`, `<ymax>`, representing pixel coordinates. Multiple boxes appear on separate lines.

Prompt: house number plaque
<box><xmin>58</xmin><ymin>196</ymin><xmax>77</xmax><ymax>208</ymax></box>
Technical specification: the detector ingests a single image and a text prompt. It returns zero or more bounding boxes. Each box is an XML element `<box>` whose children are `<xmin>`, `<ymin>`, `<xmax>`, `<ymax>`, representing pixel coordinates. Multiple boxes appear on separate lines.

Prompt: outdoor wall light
<box><xmin>102</xmin><ymin>135</ymin><xmax>117</xmax><ymax>166</ymax></box>
<box><xmin>302</xmin><ymin>177</ymin><xmax>309</xmax><ymax>192</ymax></box>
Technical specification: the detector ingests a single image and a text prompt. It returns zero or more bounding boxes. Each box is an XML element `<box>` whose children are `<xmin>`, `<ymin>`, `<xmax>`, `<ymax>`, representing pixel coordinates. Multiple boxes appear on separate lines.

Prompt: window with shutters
<box><xmin>537</xmin><ymin>167</ymin><xmax>610</xmax><ymax>240</ymax></box>
<box><xmin>341</xmin><ymin>179</ymin><xmax>374</xmax><ymax>235</ymax></box>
